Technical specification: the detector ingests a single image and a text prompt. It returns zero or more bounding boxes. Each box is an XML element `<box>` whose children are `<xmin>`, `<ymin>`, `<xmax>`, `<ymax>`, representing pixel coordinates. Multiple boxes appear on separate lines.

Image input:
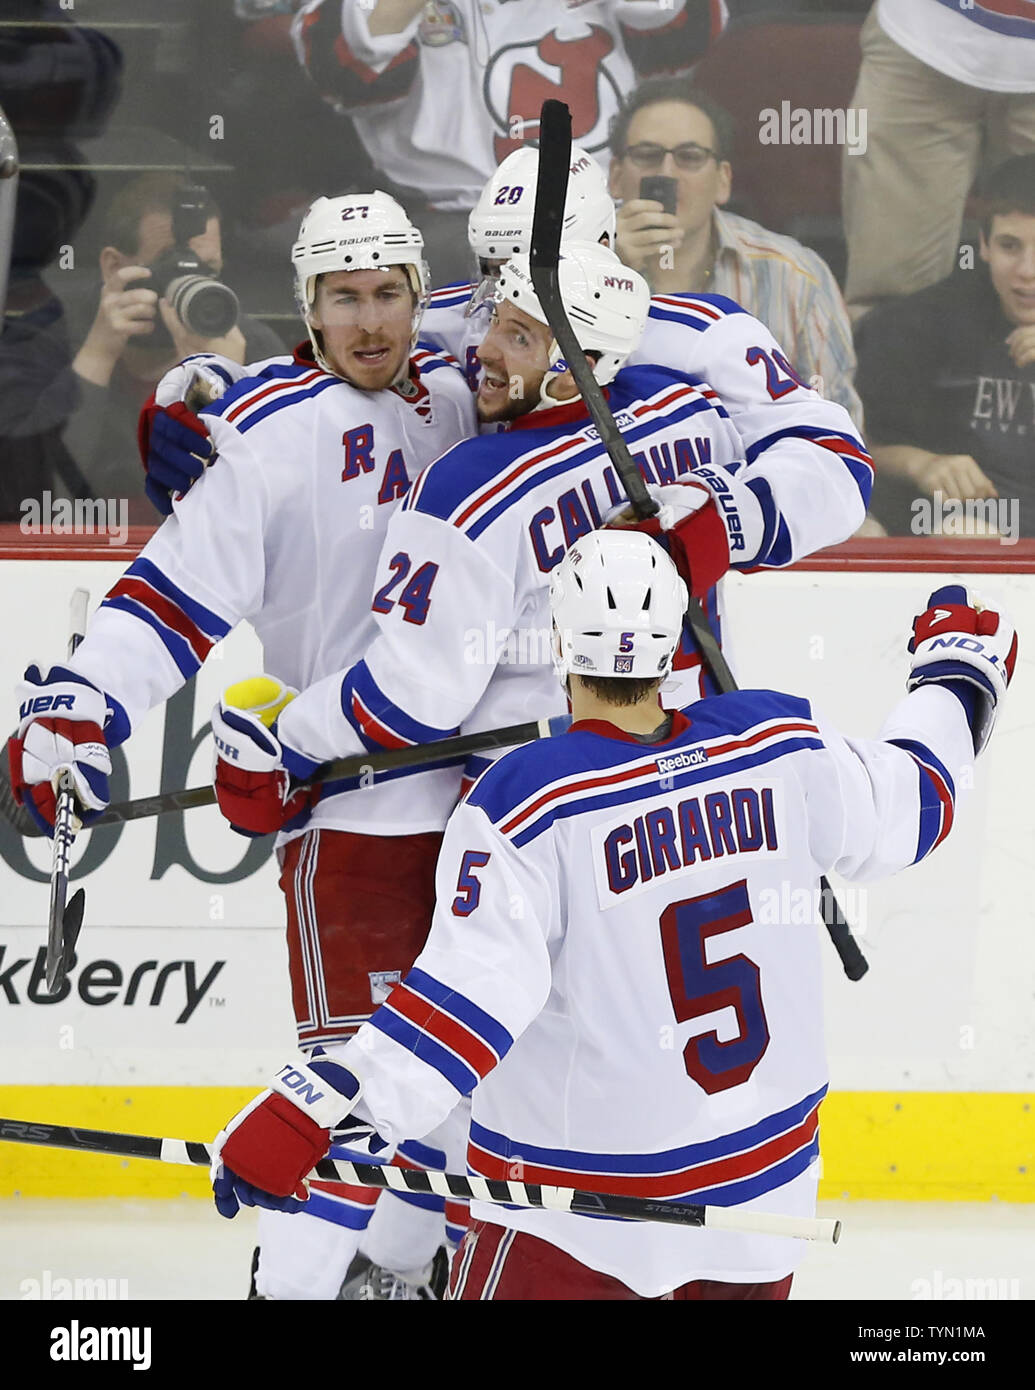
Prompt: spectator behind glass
<box><xmin>843</xmin><ymin>0</ymin><xmax>1035</xmax><ymax>321</ymax></box>
<box><xmin>291</xmin><ymin>0</ymin><xmax>723</xmax><ymax>285</ymax></box>
<box><xmin>64</xmin><ymin>173</ymin><xmax>283</xmax><ymax>513</ymax></box>
<box><xmin>0</xmin><ymin>160</ymin><xmax>95</xmax><ymax>523</ymax></box>
<box><xmin>607</xmin><ymin>77</ymin><xmax>863</xmax><ymax>429</ymax></box>
<box><xmin>0</xmin><ymin>9</ymin><xmax>121</xmax><ymax>522</ymax></box>
<box><xmin>855</xmin><ymin>155</ymin><xmax>1035</xmax><ymax>542</ymax></box>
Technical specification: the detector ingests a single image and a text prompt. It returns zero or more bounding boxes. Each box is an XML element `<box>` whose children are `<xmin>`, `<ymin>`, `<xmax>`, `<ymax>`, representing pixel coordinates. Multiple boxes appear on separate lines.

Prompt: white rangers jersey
<box><xmin>66</xmin><ymin>344</ymin><xmax>477</xmax><ymax>837</ymax></box>
<box><xmin>328</xmin><ymin>681</ymin><xmax>972</xmax><ymax>1295</ymax></box>
<box><xmin>422</xmin><ymin>284</ymin><xmax>872</xmax><ymax>692</ymax></box>
<box><xmin>277</xmin><ymin>360</ymin><xmax>871</xmax><ymax>808</ymax></box>
<box><xmin>292</xmin><ymin>1</ymin><xmax>723</xmax><ymax>210</ymax></box>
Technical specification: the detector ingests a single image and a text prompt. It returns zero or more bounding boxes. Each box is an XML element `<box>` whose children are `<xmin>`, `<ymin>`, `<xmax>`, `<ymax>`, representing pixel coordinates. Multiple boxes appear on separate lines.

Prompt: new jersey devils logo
<box><xmin>484</xmin><ymin>27</ymin><xmax>621</xmax><ymax>162</ymax></box>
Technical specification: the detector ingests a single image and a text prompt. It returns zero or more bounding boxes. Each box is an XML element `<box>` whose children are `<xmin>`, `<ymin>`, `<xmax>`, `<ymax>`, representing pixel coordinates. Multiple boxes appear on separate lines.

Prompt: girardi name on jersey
<box><xmin>593</xmin><ymin>782</ymin><xmax>784</xmax><ymax>908</ymax></box>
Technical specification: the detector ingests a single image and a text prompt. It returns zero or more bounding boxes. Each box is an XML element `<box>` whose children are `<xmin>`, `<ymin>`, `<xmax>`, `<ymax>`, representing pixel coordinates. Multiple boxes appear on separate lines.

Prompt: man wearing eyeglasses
<box><xmin>608</xmin><ymin>77</ymin><xmax>863</xmax><ymax>429</ymax></box>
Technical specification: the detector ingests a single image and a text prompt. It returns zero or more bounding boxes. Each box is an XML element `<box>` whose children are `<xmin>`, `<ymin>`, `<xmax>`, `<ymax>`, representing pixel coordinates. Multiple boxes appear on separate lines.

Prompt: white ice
<box><xmin>1</xmin><ymin>1199</ymin><xmax>1033</xmax><ymax>1300</ymax></box>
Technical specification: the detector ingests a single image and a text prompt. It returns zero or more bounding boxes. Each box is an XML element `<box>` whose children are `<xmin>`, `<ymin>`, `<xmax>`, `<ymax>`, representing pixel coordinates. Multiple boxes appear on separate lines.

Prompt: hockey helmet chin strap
<box><xmin>534</xmin><ymin>339</ymin><xmax>583</xmax><ymax>411</ymax></box>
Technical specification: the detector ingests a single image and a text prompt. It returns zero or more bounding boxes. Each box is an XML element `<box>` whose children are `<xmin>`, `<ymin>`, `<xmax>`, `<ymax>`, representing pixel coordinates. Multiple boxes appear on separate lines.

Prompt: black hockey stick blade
<box><xmin>61</xmin><ymin>888</ymin><xmax>85</xmax><ymax>975</ymax></box>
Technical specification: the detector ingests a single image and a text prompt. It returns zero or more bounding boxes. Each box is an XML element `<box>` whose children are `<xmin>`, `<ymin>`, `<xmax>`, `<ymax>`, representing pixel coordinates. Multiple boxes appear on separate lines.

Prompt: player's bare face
<box><xmin>981</xmin><ymin>213</ymin><xmax>1035</xmax><ymax>326</ymax></box>
<box><xmin>309</xmin><ymin>268</ymin><xmax>414</xmax><ymax>388</ymax></box>
<box><xmin>475</xmin><ymin>300</ymin><xmax>556</xmax><ymax>421</ymax></box>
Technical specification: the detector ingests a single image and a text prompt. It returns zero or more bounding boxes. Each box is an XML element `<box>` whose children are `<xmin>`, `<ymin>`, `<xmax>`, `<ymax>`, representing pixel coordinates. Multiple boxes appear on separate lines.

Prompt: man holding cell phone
<box><xmin>607</xmin><ymin>77</ymin><xmax>863</xmax><ymax>430</ymax></box>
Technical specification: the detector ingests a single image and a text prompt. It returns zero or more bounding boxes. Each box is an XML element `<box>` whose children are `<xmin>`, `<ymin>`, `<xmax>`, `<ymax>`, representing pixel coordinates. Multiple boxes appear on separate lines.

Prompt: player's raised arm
<box><xmin>802</xmin><ymin>587</ymin><xmax>1016</xmax><ymax>883</ymax></box>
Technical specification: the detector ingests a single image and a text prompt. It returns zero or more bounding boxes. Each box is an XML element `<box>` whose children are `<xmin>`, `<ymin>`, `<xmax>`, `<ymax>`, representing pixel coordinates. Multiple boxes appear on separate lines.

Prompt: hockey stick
<box><xmin>0</xmin><ymin>714</ymin><xmax>572</xmax><ymax>836</ymax></box>
<box><xmin>44</xmin><ymin>589</ymin><xmax>90</xmax><ymax>994</ymax></box>
<box><xmin>529</xmin><ymin>100</ymin><xmax>867</xmax><ymax>982</ymax></box>
<box><xmin>0</xmin><ymin>1116</ymin><xmax>840</xmax><ymax>1243</ymax></box>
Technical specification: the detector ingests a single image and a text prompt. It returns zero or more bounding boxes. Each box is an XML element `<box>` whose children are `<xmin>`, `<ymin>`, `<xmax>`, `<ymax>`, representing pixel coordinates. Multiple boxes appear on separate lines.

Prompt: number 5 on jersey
<box><xmin>372</xmin><ymin>552</ymin><xmax>440</xmax><ymax>625</ymax></box>
<box><xmin>661</xmin><ymin>879</ymin><xmax>770</xmax><ymax>1094</ymax></box>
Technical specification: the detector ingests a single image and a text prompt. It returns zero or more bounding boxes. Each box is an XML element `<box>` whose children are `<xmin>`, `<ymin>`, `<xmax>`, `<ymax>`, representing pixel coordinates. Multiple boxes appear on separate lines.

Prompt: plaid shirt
<box><xmin>709</xmin><ymin>209</ymin><xmax>864</xmax><ymax>429</ymax></box>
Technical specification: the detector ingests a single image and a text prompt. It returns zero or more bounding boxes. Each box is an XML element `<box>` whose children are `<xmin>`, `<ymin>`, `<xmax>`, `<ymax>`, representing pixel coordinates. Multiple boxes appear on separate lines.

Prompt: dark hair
<box><xmin>608</xmin><ymin>78</ymin><xmax>735</xmax><ymax>162</ymax></box>
<box><xmin>576</xmin><ymin>674</ymin><xmax>664</xmax><ymax>707</ymax></box>
<box><xmin>977</xmin><ymin>154</ymin><xmax>1035</xmax><ymax>238</ymax></box>
<box><xmin>102</xmin><ymin>173</ymin><xmax>220</xmax><ymax>255</ymax></box>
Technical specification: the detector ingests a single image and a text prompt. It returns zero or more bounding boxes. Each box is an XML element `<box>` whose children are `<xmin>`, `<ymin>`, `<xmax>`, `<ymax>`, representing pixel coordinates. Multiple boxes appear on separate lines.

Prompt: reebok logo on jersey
<box><xmin>656</xmin><ymin>749</ymin><xmax>708</xmax><ymax>775</ymax></box>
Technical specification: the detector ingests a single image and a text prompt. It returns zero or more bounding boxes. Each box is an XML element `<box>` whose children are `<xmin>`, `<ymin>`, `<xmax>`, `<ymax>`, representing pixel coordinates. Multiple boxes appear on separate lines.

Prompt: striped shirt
<box><xmin>708</xmin><ymin>209</ymin><xmax>864</xmax><ymax>429</ymax></box>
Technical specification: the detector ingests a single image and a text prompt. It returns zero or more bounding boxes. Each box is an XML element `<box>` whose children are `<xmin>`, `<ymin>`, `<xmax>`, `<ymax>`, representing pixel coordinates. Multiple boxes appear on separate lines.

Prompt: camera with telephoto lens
<box><xmin>129</xmin><ymin>184</ymin><xmax>239</xmax><ymax>339</ymax></box>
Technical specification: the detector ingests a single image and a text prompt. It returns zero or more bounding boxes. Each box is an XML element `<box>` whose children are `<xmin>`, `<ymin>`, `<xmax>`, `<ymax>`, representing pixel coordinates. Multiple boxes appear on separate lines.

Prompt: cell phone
<box><xmin>639</xmin><ymin>175</ymin><xmax>678</xmax><ymax>217</ymax></box>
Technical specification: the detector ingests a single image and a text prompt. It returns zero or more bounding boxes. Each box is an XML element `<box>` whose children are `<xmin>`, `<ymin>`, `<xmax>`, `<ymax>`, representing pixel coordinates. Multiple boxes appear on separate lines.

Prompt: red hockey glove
<box><xmin>210</xmin><ymin>1057</ymin><xmax>380</xmax><ymax>1220</ymax></box>
<box><xmin>606</xmin><ymin>479</ymin><xmax>730</xmax><ymax>597</ymax></box>
<box><xmin>211</xmin><ymin>691</ymin><xmax>316</xmax><ymax>837</ymax></box>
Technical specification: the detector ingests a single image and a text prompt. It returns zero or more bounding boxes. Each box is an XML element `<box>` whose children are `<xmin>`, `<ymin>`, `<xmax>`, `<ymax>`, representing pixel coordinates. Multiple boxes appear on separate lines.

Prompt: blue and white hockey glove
<box><xmin>210</xmin><ymin>1057</ymin><xmax>387</xmax><ymax>1220</ymax></box>
<box><xmin>907</xmin><ymin>586</ymin><xmax>1017</xmax><ymax>755</ymax></box>
<box><xmin>138</xmin><ymin>355</ymin><xmax>244</xmax><ymax>514</ymax></box>
<box><xmin>9</xmin><ymin>665</ymin><xmax>112</xmax><ymax>836</ymax></box>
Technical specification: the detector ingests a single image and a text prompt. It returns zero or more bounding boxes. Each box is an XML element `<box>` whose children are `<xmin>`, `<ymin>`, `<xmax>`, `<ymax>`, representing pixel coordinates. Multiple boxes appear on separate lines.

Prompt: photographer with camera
<box><xmin>66</xmin><ymin>173</ymin><xmax>282</xmax><ymax>512</ymax></box>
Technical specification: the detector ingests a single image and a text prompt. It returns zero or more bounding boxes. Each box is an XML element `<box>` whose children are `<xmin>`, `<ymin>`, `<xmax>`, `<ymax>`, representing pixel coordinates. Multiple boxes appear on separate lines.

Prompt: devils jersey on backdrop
<box><xmin>292</xmin><ymin>0</ymin><xmax>726</xmax><ymax>209</ymax></box>
<box><xmin>65</xmin><ymin>343</ymin><xmax>476</xmax><ymax>838</ymax></box>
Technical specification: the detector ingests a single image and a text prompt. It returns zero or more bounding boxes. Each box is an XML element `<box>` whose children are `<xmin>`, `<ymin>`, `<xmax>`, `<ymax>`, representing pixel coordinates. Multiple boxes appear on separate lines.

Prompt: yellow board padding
<box><xmin>0</xmin><ymin>1087</ymin><xmax>1031</xmax><ymax>1200</ymax></box>
<box><xmin>818</xmin><ymin>1091</ymin><xmax>1033</xmax><ymax>1203</ymax></box>
<box><xmin>0</xmin><ymin>1086</ymin><xmax>256</xmax><ymax>1198</ymax></box>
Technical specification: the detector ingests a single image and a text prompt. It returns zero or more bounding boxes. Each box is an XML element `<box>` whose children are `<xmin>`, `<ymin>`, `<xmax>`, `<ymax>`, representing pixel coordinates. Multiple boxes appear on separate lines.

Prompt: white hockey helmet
<box><xmin>468</xmin><ymin>145</ymin><xmax>616</xmax><ymax>265</ymax></box>
<box><xmin>494</xmin><ymin>240</ymin><xmax>650</xmax><ymax>392</ymax></box>
<box><xmin>551</xmin><ymin>530</ymin><xmax>688</xmax><ymax>684</ymax></box>
<box><xmin>291</xmin><ymin>192</ymin><xmax>430</xmax><ymax>369</ymax></box>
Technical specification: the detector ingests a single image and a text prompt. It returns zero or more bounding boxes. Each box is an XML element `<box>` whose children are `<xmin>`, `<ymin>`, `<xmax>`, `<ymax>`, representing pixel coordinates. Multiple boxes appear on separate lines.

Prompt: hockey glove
<box><xmin>9</xmin><ymin>665</ymin><xmax>112</xmax><ymax>836</ymax></box>
<box><xmin>605</xmin><ymin>479</ymin><xmax>730</xmax><ymax>597</ymax></box>
<box><xmin>210</xmin><ymin>1057</ymin><xmax>386</xmax><ymax>1220</ymax></box>
<box><xmin>137</xmin><ymin>354</ymin><xmax>243</xmax><ymax>514</ymax></box>
<box><xmin>139</xmin><ymin>400</ymin><xmax>215</xmax><ymax>516</ymax></box>
<box><xmin>907</xmin><ymin>585</ymin><xmax>1017</xmax><ymax>755</ymax></box>
<box><xmin>211</xmin><ymin>676</ymin><xmax>315</xmax><ymax>836</ymax></box>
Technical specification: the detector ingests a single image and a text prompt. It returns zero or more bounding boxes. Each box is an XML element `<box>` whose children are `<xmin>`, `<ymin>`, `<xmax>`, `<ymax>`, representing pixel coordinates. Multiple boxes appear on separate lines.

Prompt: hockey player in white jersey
<box><xmin>141</xmin><ymin>147</ymin><xmax>870</xmax><ymax>698</ymax></box>
<box><xmin>9</xmin><ymin>192</ymin><xmax>476</xmax><ymax>1300</ymax></box>
<box><xmin>213</xmin><ymin>239</ymin><xmax>869</xmax><ymax>830</ymax></box>
<box><xmin>206</xmin><ymin>531</ymin><xmax>1016</xmax><ymax>1298</ymax></box>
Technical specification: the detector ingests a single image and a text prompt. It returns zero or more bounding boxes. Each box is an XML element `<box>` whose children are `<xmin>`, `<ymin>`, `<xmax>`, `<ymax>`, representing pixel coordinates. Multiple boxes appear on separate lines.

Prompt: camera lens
<box><xmin>166</xmin><ymin>274</ymin><xmax>239</xmax><ymax>338</ymax></box>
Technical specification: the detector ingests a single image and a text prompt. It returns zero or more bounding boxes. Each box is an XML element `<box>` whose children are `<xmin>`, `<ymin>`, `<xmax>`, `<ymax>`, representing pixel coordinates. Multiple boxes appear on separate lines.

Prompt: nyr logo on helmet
<box><xmin>603</xmin><ymin>276</ymin><xmax>635</xmax><ymax>291</ymax></box>
<box><xmin>656</xmin><ymin>749</ymin><xmax>708</xmax><ymax>775</ymax></box>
